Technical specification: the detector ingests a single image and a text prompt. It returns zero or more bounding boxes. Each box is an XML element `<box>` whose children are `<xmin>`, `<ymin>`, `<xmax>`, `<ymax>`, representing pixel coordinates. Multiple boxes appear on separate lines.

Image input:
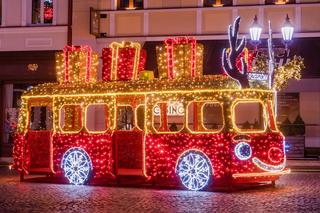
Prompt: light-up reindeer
<box><xmin>222</xmin><ymin>17</ymin><xmax>250</xmax><ymax>89</ymax></box>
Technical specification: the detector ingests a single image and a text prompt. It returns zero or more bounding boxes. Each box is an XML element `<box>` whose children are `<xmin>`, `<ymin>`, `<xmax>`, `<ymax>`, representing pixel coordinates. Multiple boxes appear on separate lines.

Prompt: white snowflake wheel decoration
<box><xmin>176</xmin><ymin>150</ymin><xmax>212</xmax><ymax>191</ymax></box>
<box><xmin>61</xmin><ymin>147</ymin><xmax>92</xmax><ymax>185</ymax></box>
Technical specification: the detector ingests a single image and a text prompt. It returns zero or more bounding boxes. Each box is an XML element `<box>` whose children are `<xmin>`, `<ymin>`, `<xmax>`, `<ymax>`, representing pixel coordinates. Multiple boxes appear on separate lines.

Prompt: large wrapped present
<box><xmin>102</xmin><ymin>41</ymin><xmax>146</xmax><ymax>81</ymax></box>
<box><xmin>156</xmin><ymin>37</ymin><xmax>204</xmax><ymax>79</ymax></box>
<box><xmin>56</xmin><ymin>45</ymin><xmax>99</xmax><ymax>83</ymax></box>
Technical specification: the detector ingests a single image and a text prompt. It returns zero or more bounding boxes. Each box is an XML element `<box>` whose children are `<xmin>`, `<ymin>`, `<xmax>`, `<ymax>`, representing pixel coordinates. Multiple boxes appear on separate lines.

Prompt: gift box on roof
<box><xmin>156</xmin><ymin>37</ymin><xmax>204</xmax><ymax>79</ymax></box>
<box><xmin>102</xmin><ymin>41</ymin><xmax>147</xmax><ymax>81</ymax></box>
<box><xmin>55</xmin><ymin>45</ymin><xmax>99</xmax><ymax>83</ymax></box>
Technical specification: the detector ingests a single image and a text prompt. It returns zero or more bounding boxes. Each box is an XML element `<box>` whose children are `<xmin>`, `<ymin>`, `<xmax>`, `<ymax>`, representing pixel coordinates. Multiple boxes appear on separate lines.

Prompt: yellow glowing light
<box><xmin>56</xmin><ymin>47</ymin><xmax>99</xmax><ymax>84</ymax></box>
<box><xmin>274</xmin><ymin>0</ymin><xmax>288</xmax><ymax>5</ymax></box>
<box><xmin>232</xmin><ymin>168</ymin><xmax>290</xmax><ymax>178</ymax></box>
<box><xmin>156</xmin><ymin>41</ymin><xmax>204</xmax><ymax>79</ymax></box>
<box><xmin>213</xmin><ymin>0</ymin><xmax>224</xmax><ymax>7</ymax></box>
<box><xmin>125</xmin><ymin>0</ymin><xmax>136</xmax><ymax>10</ymax></box>
<box><xmin>252</xmin><ymin>157</ymin><xmax>286</xmax><ymax>172</ymax></box>
<box><xmin>58</xmin><ymin>104</ymin><xmax>83</xmax><ymax>134</ymax></box>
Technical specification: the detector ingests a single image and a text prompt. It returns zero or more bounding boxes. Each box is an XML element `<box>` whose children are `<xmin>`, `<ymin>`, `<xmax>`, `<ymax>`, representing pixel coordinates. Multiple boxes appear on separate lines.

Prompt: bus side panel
<box><xmin>52</xmin><ymin>132</ymin><xmax>113</xmax><ymax>178</ymax></box>
<box><xmin>12</xmin><ymin>133</ymin><xmax>30</xmax><ymax>174</ymax></box>
<box><xmin>28</xmin><ymin>130</ymin><xmax>52</xmax><ymax>171</ymax></box>
<box><xmin>145</xmin><ymin>133</ymin><xmax>232</xmax><ymax>184</ymax></box>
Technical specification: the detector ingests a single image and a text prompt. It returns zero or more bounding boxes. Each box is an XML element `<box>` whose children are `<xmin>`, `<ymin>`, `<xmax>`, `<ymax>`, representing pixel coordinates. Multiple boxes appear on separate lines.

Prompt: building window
<box><xmin>204</xmin><ymin>0</ymin><xmax>233</xmax><ymax>7</ymax></box>
<box><xmin>117</xmin><ymin>0</ymin><xmax>143</xmax><ymax>10</ymax></box>
<box><xmin>265</xmin><ymin>0</ymin><xmax>295</xmax><ymax>4</ymax></box>
<box><xmin>32</xmin><ymin>0</ymin><xmax>53</xmax><ymax>24</ymax></box>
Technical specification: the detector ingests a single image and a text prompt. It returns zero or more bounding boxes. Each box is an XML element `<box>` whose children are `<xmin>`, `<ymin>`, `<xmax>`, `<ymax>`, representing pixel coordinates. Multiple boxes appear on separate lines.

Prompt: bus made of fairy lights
<box><xmin>12</xmin><ymin>75</ymin><xmax>289</xmax><ymax>191</ymax></box>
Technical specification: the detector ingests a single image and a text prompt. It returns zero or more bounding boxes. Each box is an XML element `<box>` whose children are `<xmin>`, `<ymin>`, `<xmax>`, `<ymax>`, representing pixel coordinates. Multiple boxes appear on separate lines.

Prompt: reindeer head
<box><xmin>222</xmin><ymin>17</ymin><xmax>250</xmax><ymax>88</ymax></box>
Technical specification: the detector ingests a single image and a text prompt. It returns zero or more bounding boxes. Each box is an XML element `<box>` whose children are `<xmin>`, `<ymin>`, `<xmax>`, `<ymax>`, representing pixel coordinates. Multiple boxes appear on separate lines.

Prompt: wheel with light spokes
<box><xmin>176</xmin><ymin>150</ymin><xmax>212</xmax><ymax>191</ymax></box>
<box><xmin>61</xmin><ymin>147</ymin><xmax>92</xmax><ymax>185</ymax></box>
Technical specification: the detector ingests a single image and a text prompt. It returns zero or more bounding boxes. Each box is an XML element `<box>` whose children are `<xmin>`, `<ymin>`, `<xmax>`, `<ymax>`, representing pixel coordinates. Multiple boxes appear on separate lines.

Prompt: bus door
<box><xmin>27</xmin><ymin>98</ymin><xmax>53</xmax><ymax>173</ymax></box>
<box><xmin>113</xmin><ymin>101</ymin><xmax>145</xmax><ymax>176</ymax></box>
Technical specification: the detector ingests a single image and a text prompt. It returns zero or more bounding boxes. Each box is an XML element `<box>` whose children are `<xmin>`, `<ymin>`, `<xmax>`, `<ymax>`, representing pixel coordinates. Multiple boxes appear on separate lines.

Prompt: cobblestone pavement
<box><xmin>0</xmin><ymin>168</ymin><xmax>319</xmax><ymax>213</ymax></box>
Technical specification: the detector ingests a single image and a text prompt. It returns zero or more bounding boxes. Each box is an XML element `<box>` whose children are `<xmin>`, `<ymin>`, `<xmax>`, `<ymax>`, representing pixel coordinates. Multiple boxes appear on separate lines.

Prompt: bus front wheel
<box><xmin>61</xmin><ymin>147</ymin><xmax>93</xmax><ymax>185</ymax></box>
<box><xmin>176</xmin><ymin>150</ymin><xmax>213</xmax><ymax>191</ymax></box>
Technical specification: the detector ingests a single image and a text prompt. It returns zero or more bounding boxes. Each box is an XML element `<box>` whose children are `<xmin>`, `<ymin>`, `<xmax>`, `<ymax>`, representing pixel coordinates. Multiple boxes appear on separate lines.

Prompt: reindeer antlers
<box><xmin>222</xmin><ymin>16</ymin><xmax>250</xmax><ymax>88</ymax></box>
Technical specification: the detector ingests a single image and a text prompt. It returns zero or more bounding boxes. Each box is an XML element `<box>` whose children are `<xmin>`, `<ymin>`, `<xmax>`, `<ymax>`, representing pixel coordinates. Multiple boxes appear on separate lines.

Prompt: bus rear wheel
<box><xmin>61</xmin><ymin>147</ymin><xmax>93</xmax><ymax>185</ymax></box>
<box><xmin>176</xmin><ymin>150</ymin><xmax>212</xmax><ymax>191</ymax></box>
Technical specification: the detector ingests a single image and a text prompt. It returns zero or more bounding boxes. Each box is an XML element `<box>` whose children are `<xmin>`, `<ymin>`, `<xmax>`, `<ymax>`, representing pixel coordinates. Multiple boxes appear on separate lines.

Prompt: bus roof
<box><xmin>22</xmin><ymin>75</ymin><xmax>272</xmax><ymax>98</ymax></box>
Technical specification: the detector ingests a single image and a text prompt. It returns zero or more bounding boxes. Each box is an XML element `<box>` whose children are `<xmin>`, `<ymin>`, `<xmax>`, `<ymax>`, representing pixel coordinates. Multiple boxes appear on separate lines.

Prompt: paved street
<box><xmin>0</xmin><ymin>168</ymin><xmax>319</xmax><ymax>213</ymax></box>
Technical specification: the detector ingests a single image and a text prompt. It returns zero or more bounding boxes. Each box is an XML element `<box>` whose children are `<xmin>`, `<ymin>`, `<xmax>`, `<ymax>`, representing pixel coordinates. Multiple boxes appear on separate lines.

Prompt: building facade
<box><xmin>73</xmin><ymin>0</ymin><xmax>320</xmax><ymax>158</ymax></box>
<box><xmin>0</xmin><ymin>0</ymin><xmax>71</xmax><ymax>157</ymax></box>
<box><xmin>1</xmin><ymin>0</ymin><xmax>320</xmax><ymax>158</ymax></box>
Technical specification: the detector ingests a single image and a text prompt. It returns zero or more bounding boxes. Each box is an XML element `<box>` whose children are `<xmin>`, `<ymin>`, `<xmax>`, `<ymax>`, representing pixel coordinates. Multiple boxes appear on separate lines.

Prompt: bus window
<box><xmin>29</xmin><ymin>106</ymin><xmax>53</xmax><ymax>130</ymax></box>
<box><xmin>136</xmin><ymin>105</ymin><xmax>145</xmax><ymax>130</ymax></box>
<box><xmin>153</xmin><ymin>102</ymin><xmax>184</xmax><ymax>132</ymax></box>
<box><xmin>187</xmin><ymin>102</ymin><xmax>223</xmax><ymax>132</ymax></box>
<box><xmin>60</xmin><ymin>105</ymin><xmax>82</xmax><ymax>132</ymax></box>
<box><xmin>202</xmin><ymin>103</ymin><xmax>223</xmax><ymax>131</ymax></box>
<box><xmin>86</xmin><ymin>104</ymin><xmax>108</xmax><ymax>132</ymax></box>
<box><xmin>168</xmin><ymin>102</ymin><xmax>184</xmax><ymax>132</ymax></box>
<box><xmin>117</xmin><ymin>106</ymin><xmax>134</xmax><ymax>130</ymax></box>
<box><xmin>234</xmin><ymin>101</ymin><xmax>265</xmax><ymax>131</ymax></box>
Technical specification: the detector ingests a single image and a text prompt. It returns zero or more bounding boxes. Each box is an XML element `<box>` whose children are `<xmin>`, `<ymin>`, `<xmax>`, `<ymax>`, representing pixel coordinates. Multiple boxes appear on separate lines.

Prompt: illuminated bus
<box><xmin>12</xmin><ymin>75</ymin><xmax>289</xmax><ymax>191</ymax></box>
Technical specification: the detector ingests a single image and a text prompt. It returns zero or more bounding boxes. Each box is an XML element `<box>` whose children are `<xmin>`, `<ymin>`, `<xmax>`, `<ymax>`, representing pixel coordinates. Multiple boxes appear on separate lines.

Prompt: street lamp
<box><xmin>281</xmin><ymin>14</ymin><xmax>294</xmax><ymax>47</ymax></box>
<box><xmin>250</xmin><ymin>15</ymin><xmax>262</xmax><ymax>42</ymax></box>
<box><xmin>249</xmin><ymin>15</ymin><xmax>263</xmax><ymax>48</ymax></box>
<box><xmin>249</xmin><ymin>14</ymin><xmax>294</xmax><ymax>48</ymax></box>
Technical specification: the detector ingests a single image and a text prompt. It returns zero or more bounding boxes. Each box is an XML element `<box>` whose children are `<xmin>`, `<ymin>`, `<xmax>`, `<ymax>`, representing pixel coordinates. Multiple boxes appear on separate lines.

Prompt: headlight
<box><xmin>235</xmin><ymin>142</ymin><xmax>252</xmax><ymax>160</ymax></box>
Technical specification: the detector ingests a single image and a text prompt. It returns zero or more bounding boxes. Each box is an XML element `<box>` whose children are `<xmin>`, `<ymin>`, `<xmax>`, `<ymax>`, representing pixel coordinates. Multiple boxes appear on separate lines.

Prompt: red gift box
<box><xmin>102</xmin><ymin>41</ymin><xmax>146</xmax><ymax>81</ymax></box>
